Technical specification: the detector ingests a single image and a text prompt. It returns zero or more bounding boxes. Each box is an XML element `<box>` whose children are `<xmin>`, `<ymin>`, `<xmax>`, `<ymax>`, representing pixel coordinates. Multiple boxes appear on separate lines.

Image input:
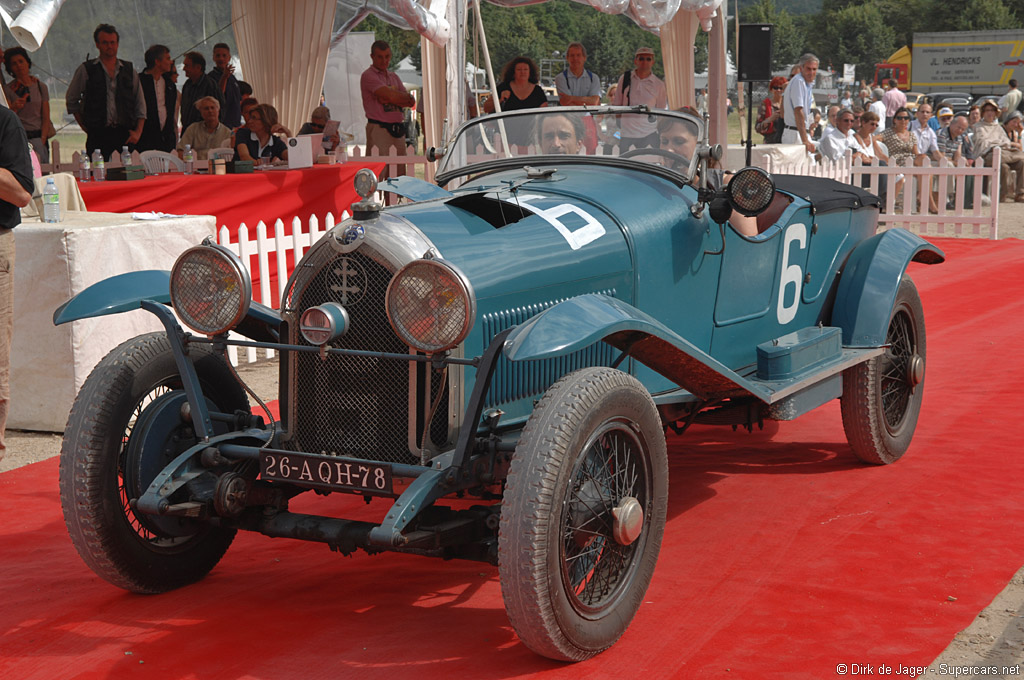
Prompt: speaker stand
<box><xmin>745</xmin><ymin>81</ymin><xmax>754</xmax><ymax>167</ymax></box>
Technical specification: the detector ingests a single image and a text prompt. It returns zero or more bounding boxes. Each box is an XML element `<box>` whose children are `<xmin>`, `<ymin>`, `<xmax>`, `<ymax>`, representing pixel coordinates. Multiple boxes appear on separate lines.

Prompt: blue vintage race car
<box><xmin>55</xmin><ymin>106</ymin><xmax>943</xmax><ymax>661</ymax></box>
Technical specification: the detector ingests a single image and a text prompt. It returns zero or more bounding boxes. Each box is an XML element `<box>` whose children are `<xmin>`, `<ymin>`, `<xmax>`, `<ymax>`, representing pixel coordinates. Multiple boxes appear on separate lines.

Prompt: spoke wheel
<box><xmin>499</xmin><ymin>367</ymin><xmax>668</xmax><ymax>661</ymax></box>
<box><xmin>59</xmin><ymin>333</ymin><xmax>250</xmax><ymax>593</ymax></box>
<box><xmin>841</xmin><ymin>276</ymin><xmax>926</xmax><ymax>464</ymax></box>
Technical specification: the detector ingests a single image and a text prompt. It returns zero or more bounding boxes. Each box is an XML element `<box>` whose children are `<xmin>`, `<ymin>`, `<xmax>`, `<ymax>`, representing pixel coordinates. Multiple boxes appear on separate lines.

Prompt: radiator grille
<box><xmin>285</xmin><ymin>248</ymin><xmax>420</xmax><ymax>465</ymax></box>
<box><xmin>483</xmin><ymin>291</ymin><xmax>618</xmax><ymax>408</ymax></box>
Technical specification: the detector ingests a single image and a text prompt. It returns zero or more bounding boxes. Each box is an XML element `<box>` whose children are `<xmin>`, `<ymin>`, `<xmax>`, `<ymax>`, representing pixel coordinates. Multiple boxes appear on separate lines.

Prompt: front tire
<box><xmin>59</xmin><ymin>333</ymin><xmax>250</xmax><ymax>593</ymax></box>
<box><xmin>499</xmin><ymin>367</ymin><xmax>668</xmax><ymax>661</ymax></box>
<box><xmin>841</xmin><ymin>276</ymin><xmax>926</xmax><ymax>464</ymax></box>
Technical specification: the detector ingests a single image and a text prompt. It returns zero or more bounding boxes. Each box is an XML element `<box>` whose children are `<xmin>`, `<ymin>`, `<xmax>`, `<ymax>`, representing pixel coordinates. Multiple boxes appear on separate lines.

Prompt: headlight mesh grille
<box><xmin>171</xmin><ymin>250</ymin><xmax>246</xmax><ymax>335</ymax></box>
<box><xmin>729</xmin><ymin>169</ymin><xmax>775</xmax><ymax>215</ymax></box>
<box><xmin>388</xmin><ymin>263</ymin><xmax>470</xmax><ymax>353</ymax></box>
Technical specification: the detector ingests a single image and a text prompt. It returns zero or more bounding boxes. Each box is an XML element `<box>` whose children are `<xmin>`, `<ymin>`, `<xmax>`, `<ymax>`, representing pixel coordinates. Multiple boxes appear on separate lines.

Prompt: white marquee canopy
<box><xmin>2</xmin><ymin>0</ymin><xmax>731</xmax><ymax>150</ymax></box>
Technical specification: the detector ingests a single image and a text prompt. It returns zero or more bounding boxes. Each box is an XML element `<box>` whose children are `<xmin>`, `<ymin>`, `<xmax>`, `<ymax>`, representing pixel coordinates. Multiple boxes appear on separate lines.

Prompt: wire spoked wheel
<box><xmin>842</xmin><ymin>277</ymin><xmax>926</xmax><ymax>464</ymax></box>
<box><xmin>561</xmin><ymin>420</ymin><xmax>649</xmax><ymax>614</ymax></box>
<box><xmin>59</xmin><ymin>333</ymin><xmax>249</xmax><ymax>593</ymax></box>
<box><xmin>499</xmin><ymin>367</ymin><xmax>668</xmax><ymax>661</ymax></box>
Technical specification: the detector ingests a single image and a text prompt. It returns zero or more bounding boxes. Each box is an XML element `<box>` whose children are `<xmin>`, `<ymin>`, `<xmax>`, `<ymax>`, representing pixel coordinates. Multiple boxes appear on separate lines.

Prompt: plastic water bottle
<box><xmin>91</xmin><ymin>149</ymin><xmax>105</xmax><ymax>182</ymax></box>
<box><xmin>78</xmin><ymin>150</ymin><xmax>90</xmax><ymax>182</ymax></box>
<box><xmin>42</xmin><ymin>178</ymin><xmax>60</xmax><ymax>223</ymax></box>
<box><xmin>183</xmin><ymin>144</ymin><xmax>194</xmax><ymax>175</ymax></box>
<box><xmin>121</xmin><ymin>145</ymin><xmax>130</xmax><ymax>165</ymax></box>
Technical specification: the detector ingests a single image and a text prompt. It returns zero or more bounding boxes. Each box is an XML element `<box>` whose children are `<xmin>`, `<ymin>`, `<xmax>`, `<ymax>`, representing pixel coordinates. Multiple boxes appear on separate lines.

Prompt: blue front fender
<box><xmin>832</xmin><ymin>229</ymin><xmax>944</xmax><ymax>347</ymax></box>
<box><xmin>504</xmin><ymin>294</ymin><xmax>750</xmax><ymax>399</ymax></box>
<box><xmin>53</xmin><ymin>270</ymin><xmax>172</xmax><ymax>326</ymax></box>
<box><xmin>53</xmin><ymin>270</ymin><xmax>282</xmax><ymax>342</ymax></box>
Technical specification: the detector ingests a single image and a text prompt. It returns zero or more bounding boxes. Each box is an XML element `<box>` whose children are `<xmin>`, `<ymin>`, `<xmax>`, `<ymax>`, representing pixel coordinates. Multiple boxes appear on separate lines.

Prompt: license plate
<box><xmin>260</xmin><ymin>451</ymin><xmax>393</xmax><ymax>495</ymax></box>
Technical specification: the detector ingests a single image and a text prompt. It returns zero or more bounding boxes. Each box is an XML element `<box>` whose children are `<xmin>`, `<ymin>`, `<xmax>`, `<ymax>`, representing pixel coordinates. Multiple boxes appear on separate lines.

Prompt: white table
<box><xmin>11</xmin><ymin>211</ymin><xmax>215</xmax><ymax>431</ymax></box>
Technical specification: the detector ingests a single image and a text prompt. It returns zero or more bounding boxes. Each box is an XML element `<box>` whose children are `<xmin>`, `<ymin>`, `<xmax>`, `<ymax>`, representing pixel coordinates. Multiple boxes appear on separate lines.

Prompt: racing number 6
<box><xmin>776</xmin><ymin>223</ymin><xmax>807</xmax><ymax>325</ymax></box>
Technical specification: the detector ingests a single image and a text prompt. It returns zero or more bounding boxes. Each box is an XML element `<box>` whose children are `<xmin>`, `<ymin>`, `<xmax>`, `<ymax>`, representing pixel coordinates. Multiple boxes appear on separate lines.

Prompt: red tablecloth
<box><xmin>78</xmin><ymin>162</ymin><xmax>387</xmax><ymax>307</ymax></box>
<box><xmin>77</xmin><ymin>162</ymin><xmax>386</xmax><ymax>236</ymax></box>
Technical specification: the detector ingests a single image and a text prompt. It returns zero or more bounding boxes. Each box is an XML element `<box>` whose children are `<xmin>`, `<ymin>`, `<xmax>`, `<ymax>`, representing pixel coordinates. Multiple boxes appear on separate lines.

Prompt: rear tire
<box><xmin>59</xmin><ymin>333</ymin><xmax>249</xmax><ymax>593</ymax></box>
<box><xmin>841</xmin><ymin>277</ymin><xmax>926</xmax><ymax>464</ymax></box>
<box><xmin>499</xmin><ymin>367</ymin><xmax>668</xmax><ymax>661</ymax></box>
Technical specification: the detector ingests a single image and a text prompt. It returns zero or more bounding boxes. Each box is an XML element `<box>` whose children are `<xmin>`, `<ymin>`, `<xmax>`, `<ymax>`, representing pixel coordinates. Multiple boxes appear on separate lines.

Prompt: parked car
<box><xmin>926</xmin><ymin>91</ymin><xmax>973</xmax><ymax>114</ymax></box>
<box><xmin>904</xmin><ymin>91</ymin><xmax>927</xmax><ymax>112</ymax></box>
<box><xmin>54</xmin><ymin>106</ymin><xmax>944</xmax><ymax>662</ymax></box>
<box><xmin>971</xmin><ymin>93</ymin><xmax>1003</xmax><ymax>110</ymax></box>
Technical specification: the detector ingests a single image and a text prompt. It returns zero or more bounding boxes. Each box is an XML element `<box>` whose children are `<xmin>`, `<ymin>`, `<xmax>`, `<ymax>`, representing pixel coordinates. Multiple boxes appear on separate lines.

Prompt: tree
<box><xmin>357</xmin><ymin>15</ymin><xmax>421</xmax><ymax>69</ymax></box>
<box><xmin>811</xmin><ymin>2</ymin><xmax>896</xmax><ymax>81</ymax></box>
<box><xmin>926</xmin><ymin>0</ymin><xmax>1018</xmax><ymax>31</ymax></box>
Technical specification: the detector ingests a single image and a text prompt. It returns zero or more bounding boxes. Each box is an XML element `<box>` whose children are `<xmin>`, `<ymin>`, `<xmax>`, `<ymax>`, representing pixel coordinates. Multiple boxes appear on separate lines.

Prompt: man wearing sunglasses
<box><xmin>781</xmin><ymin>53</ymin><xmax>818</xmax><ymax>154</ymax></box>
<box><xmin>611</xmin><ymin>46</ymin><xmax>667</xmax><ymax>150</ymax></box>
<box><xmin>818</xmin><ymin>109</ymin><xmax>866</xmax><ymax>163</ymax></box>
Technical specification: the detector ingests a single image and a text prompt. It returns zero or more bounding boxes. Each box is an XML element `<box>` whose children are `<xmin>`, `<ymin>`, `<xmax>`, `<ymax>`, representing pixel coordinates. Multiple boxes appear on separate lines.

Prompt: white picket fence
<box><xmin>215</xmin><ymin>213</ymin><xmax>344</xmax><ymax>366</ymax></box>
<box><xmin>762</xmin><ymin>148</ymin><xmax>1003</xmax><ymax>239</ymax></box>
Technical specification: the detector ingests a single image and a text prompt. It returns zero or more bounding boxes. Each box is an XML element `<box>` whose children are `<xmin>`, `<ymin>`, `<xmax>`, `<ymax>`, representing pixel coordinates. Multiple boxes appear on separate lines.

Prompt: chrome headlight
<box><xmin>386</xmin><ymin>259</ymin><xmax>475</xmax><ymax>354</ymax></box>
<box><xmin>300</xmin><ymin>302</ymin><xmax>350</xmax><ymax>345</ymax></box>
<box><xmin>170</xmin><ymin>243</ymin><xmax>251</xmax><ymax>336</ymax></box>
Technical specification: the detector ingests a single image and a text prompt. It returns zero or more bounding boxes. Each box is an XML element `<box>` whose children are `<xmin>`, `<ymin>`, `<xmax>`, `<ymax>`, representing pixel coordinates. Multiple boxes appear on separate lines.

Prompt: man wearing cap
<box><xmin>935</xmin><ymin>106</ymin><xmax>954</xmax><ymax>131</ymax></box>
<box><xmin>611</xmin><ymin>47</ymin><xmax>667</xmax><ymax>150</ymax></box>
<box><xmin>869</xmin><ymin>88</ymin><xmax>887</xmax><ymax>132</ymax></box>
<box><xmin>882</xmin><ymin>79</ymin><xmax>905</xmax><ymax>127</ymax></box>
<box><xmin>998</xmin><ymin>79</ymin><xmax>1021</xmax><ymax>123</ymax></box>
<box><xmin>973</xmin><ymin>98</ymin><xmax>1024</xmax><ymax>202</ymax></box>
<box><xmin>781</xmin><ymin>53</ymin><xmax>818</xmax><ymax>153</ymax></box>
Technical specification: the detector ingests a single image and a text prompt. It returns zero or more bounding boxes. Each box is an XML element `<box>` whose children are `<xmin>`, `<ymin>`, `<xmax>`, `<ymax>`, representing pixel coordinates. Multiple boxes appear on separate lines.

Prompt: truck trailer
<box><xmin>874</xmin><ymin>29</ymin><xmax>1024</xmax><ymax>94</ymax></box>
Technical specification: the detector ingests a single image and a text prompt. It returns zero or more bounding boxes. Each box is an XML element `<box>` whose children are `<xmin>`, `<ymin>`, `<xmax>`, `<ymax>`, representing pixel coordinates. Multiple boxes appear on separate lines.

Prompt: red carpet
<box><xmin>2</xmin><ymin>237</ymin><xmax>1023</xmax><ymax>679</ymax></box>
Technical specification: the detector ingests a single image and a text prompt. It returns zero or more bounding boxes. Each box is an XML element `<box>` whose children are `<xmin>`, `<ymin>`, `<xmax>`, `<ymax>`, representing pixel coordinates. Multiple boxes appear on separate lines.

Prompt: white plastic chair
<box><xmin>139</xmin><ymin>150</ymin><xmax>185</xmax><ymax>174</ymax></box>
<box><xmin>207</xmin><ymin>148</ymin><xmax>236</xmax><ymax>161</ymax></box>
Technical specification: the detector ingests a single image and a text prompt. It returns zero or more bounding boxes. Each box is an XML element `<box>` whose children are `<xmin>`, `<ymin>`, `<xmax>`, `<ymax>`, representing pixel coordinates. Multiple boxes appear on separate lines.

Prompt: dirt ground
<box><xmin>4</xmin><ymin>203</ymin><xmax>1024</xmax><ymax>676</ymax></box>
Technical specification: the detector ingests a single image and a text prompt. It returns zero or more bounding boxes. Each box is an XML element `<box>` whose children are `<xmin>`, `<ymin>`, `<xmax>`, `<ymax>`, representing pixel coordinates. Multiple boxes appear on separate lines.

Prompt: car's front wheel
<box><xmin>841</xmin><ymin>276</ymin><xmax>926</xmax><ymax>464</ymax></box>
<box><xmin>498</xmin><ymin>367</ymin><xmax>668</xmax><ymax>661</ymax></box>
<box><xmin>59</xmin><ymin>333</ymin><xmax>250</xmax><ymax>593</ymax></box>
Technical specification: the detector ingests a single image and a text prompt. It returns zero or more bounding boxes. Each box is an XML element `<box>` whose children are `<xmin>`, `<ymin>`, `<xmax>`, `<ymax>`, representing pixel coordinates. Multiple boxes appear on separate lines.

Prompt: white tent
<box><xmin>3</xmin><ymin>0</ymin><xmax>733</xmax><ymax>150</ymax></box>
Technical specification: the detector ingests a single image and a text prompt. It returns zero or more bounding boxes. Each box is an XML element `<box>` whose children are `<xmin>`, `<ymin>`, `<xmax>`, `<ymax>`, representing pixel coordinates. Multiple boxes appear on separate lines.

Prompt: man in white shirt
<box><xmin>781</xmin><ymin>53</ymin><xmax>818</xmax><ymax>154</ymax></box>
<box><xmin>998</xmin><ymin>79</ymin><xmax>1022</xmax><ymax>123</ymax></box>
<box><xmin>611</xmin><ymin>46</ymin><xmax>668</xmax><ymax>149</ymax></box>
<box><xmin>818</xmin><ymin>109</ymin><xmax>865</xmax><ymax>162</ymax></box>
<box><xmin>910</xmin><ymin>103</ymin><xmax>941</xmax><ymax>163</ymax></box>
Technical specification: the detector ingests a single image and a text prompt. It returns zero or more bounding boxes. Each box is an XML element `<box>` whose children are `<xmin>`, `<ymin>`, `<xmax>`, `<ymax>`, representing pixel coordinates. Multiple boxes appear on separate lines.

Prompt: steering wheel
<box><xmin>619</xmin><ymin>146</ymin><xmax>691</xmax><ymax>170</ymax></box>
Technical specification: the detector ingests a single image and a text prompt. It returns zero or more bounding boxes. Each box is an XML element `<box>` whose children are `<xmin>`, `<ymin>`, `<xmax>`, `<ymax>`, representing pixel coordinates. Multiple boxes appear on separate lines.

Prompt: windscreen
<box><xmin>437</xmin><ymin>107</ymin><xmax>702</xmax><ymax>183</ymax></box>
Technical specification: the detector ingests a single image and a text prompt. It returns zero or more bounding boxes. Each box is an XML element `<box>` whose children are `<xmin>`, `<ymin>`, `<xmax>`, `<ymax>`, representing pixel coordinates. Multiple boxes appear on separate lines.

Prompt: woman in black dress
<box><xmin>483</xmin><ymin>56</ymin><xmax>548</xmax><ymax>147</ymax></box>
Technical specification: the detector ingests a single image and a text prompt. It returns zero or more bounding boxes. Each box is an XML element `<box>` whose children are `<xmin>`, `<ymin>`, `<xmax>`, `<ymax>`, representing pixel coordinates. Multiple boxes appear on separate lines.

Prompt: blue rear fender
<box><xmin>52</xmin><ymin>270</ymin><xmax>281</xmax><ymax>342</ymax></box>
<box><xmin>831</xmin><ymin>229</ymin><xmax>944</xmax><ymax>347</ymax></box>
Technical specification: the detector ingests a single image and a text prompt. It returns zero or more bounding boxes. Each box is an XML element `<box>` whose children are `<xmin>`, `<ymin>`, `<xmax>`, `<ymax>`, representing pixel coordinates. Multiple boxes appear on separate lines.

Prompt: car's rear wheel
<box><xmin>59</xmin><ymin>333</ymin><xmax>249</xmax><ymax>593</ymax></box>
<box><xmin>499</xmin><ymin>367</ymin><xmax>668</xmax><ymax>661</ymax></box>
<box><xmin>841</xmin><ymin>277</ymin><xmax>926</xmax><ymax>464</ymax></box>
